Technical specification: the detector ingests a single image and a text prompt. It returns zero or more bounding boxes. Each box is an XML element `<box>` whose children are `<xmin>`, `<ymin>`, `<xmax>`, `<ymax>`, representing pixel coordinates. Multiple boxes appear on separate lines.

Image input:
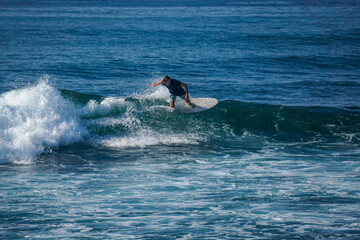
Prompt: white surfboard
<box><xmin>174</xmin><ymin>98</ymin><xmax>219</xmax><ymax>113</ymax></box>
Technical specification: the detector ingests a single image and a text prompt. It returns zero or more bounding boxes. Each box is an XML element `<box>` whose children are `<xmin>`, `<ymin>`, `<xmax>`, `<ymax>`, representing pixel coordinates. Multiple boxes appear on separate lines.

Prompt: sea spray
<box><xmin>81</xmin><ymin>97</ymin><xmax>129</xmax><ymax>116</ymax></box>
<box><xmin>79</xmin><ymin>84</ymin><xmax>207</xmax><ymax>149</ymax></box>
<box><xmin>0</xmin><ymin>80</ymin><xmax>87</xmax><ymax>164</ymax></box>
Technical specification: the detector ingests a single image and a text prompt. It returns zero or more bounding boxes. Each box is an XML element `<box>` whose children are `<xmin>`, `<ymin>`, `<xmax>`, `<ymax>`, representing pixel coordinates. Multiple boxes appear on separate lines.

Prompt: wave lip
<box><xmin>0</xmin><ymin>80</ymin><xmax>87</xmax><ymax>164</ymax></box>
<box><xmin>81</xmin><ymin>97</ymin><xmax>129</xmax><ymax>116</ymax></box>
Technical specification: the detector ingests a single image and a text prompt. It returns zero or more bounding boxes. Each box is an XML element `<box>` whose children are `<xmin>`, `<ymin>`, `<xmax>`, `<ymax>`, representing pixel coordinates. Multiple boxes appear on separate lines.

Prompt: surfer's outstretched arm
<box><xmin>152</xmin><ymin>81</ymin><xmax>162</xmax><ymax>87</ymax></box>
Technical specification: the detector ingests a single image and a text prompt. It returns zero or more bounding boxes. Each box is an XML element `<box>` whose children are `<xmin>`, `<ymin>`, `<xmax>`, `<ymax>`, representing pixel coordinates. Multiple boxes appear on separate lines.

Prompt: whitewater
<box><xmin>0</xmin><ymin>79</ymin><xmax>86</xmax><ymax>164</ymax></box>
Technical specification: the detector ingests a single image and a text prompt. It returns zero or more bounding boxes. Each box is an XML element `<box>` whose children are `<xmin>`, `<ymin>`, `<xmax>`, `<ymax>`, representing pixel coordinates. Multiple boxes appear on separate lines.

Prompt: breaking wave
<box><xmin>1</xmin><ymin>78</ymin><xmax>359</xmax><ymax>164</ymax></box>
<box><xmin>0</xmin><ymin>79</ymin><xmax>87</xmax><ymax>164</ymax></box>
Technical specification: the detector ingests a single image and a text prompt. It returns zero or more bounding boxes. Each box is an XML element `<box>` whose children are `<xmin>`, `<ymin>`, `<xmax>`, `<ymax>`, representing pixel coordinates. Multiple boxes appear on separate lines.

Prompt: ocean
<box><xmin>1</xmin><ymin>0</ymin><xmax>360</xmax><ymax>239</ymax></box>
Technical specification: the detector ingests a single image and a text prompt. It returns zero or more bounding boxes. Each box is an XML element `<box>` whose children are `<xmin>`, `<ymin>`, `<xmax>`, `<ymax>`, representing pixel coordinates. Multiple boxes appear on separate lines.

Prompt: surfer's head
<box><xmin>162</xmin><ymin>75</ymin><xmax>171</xmax><ymax>84</ymax></box>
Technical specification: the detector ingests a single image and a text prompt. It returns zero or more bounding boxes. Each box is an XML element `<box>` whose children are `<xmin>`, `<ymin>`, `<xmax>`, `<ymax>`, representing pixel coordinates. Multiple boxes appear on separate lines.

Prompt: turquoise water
<box><xmin>1</xmin><ymin>1</ymin><xmax>360</xmax><ymax>239</ymax></box>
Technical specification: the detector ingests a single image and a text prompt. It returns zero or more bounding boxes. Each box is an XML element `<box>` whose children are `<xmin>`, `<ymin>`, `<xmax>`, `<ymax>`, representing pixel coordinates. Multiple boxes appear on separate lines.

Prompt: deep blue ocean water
<box><xmin>1</xmin><ymin>0</ymin><xmax>360</xmax><ymax>239</ymax></box>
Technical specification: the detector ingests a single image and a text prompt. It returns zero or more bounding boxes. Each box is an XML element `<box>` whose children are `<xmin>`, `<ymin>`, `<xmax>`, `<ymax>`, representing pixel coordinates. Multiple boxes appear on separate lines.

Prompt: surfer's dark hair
<box><xmin>163</xmin><ymin>76</ymin><xmax>171</xmax><ymax>82</ymax></box>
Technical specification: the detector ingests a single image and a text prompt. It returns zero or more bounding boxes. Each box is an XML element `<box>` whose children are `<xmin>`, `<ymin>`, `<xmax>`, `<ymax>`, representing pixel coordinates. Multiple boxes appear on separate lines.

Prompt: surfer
<box><xmin>152</xmin><ymin>76</ymin><xmax>191</xmax><ymax>107</ymax></box>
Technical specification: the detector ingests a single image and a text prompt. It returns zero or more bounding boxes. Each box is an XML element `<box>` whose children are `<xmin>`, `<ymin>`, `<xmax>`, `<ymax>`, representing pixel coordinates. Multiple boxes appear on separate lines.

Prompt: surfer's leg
<box><xmin>169</xmin><ymin>94</ymin><xmax>176</xmax><ymax>107</ymax></box>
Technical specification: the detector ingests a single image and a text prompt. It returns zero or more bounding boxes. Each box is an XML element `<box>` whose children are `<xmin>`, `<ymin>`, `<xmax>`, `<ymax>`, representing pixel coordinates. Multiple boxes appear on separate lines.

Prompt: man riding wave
<box><xmin>152</xmin><ymin>76</ymin><xmax>192</xmax><ymax>108</ymax></box>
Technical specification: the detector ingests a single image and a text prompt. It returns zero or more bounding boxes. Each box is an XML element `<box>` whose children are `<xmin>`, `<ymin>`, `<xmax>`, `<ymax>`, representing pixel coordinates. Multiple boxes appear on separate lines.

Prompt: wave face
<box><xmin>1</xmin><ymin>80</ymin><xmax>359</xmax><ymax>164</ymax></box>
<box><xmin>219</xmin><ymin>101</ymin><xmax>360</xmax><ymax>144</ymax></box>
<box><xmin>74</xmin><ymin>87</ymin><xmax>360</xmax><ymax>145</ymax></box>
<box><xmin>0</xmin><ymin>80</ymin><xmax>87</xmax><ymax>164</ymax></box>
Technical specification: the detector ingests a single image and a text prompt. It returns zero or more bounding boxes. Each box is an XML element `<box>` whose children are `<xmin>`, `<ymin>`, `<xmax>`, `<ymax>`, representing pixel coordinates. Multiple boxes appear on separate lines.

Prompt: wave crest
<box><xmin>0</xmin><ymin>80</ymin><xmax>87</xmax><ymax>164</ymax></box>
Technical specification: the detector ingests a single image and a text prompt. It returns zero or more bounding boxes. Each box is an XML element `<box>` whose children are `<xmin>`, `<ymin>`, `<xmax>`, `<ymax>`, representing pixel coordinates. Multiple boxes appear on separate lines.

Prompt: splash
<box><xmin>0</xmin><ymin>79</ymin><xmax>87</xmax><ymax>164</ymax></box>
<box><xmin>100</xmin><ymin>129</ymin><xmax>201</xmax><ymax>149</ymax></box>
<box><xmin>80</xmin><ymin>84</ymin><xmax>206</xmax><ymax>149</ymax></box>
<box><xmin>82</xmin><ymin>97</ymin><xmax>129</xmax><ymax>116</ymax></box>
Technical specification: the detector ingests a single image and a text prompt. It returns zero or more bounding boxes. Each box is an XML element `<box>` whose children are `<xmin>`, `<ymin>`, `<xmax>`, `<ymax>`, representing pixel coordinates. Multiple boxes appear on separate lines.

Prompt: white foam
<box><xmin>100</xmin><ymin>129</ymin><xmax>200</xmax><ymax>148</ymax></box>
<box><xmin>81</xmin><ymin>97</ymin><xmax>129</xmax><ymax>116</ymax></box>
<box><xmin>146</xmin><ymin>86</ymin><xmax>170</xmax><ymax>100</ymax></box>
<box><xmin>0</xmin><ymin>79</ymin><xmax>87</xmax><ymax>164</ymax></box>
<box><xmin>132</xmin><ymin>84</ymin><xmax>170</xmax><ymax>101</ymax></box>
